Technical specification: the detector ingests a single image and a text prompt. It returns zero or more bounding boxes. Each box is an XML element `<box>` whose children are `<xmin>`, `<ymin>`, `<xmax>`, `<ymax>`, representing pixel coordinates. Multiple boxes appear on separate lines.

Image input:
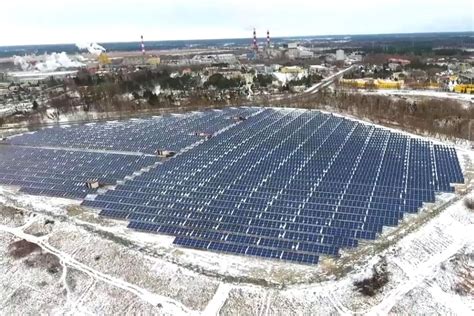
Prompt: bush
<box><xmin>205</xmin><ymin>74</ymin><xmax>243</xmax><ymax>90</ymax></box>
<box><xmin>464</xmin><ymin>197</ymin><xmax>474</xmax><ymax>210</ymax></box>
<box><xmin>354</xmin><ymin>258</ymin><xmax>389</xmax><ymax>296</ymax></box>
<box><xmin>24</xmin><ymin>252</ymin><xmax>62</xmax><ymax>274</ymax></box>
<box><xmin>8</xmin><ymin>239</ymin><xmax>40</xmax><ymax>258</ymax></box>
<box><xmin>254</xmin><ymin>74</ymin><xmax>273</xmax><ymax>87</ymax></box>
<box><xmin>301</xmin><ymin>90</ymin><xmax>473</xmax><ymax>140</ymax></box>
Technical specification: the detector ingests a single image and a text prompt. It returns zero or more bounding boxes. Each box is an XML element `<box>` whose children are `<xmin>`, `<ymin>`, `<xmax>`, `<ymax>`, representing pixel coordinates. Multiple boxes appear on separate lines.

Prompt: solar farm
<box><xmin>0</xmin><ymin>107</ymin><xmax>464</xmax><ymax>265</ymax></box>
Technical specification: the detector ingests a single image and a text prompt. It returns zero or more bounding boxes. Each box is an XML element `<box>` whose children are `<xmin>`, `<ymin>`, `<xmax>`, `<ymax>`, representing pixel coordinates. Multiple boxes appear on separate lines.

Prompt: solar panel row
<box><xmin>0</xmin><ymin>147</ymin><xmax>157</xmax><ymax>199</ymax></box>
<box><xmin>4</xmin><ymin>107</ymin><xmax>260</xmax><ymax>154</ymax></box>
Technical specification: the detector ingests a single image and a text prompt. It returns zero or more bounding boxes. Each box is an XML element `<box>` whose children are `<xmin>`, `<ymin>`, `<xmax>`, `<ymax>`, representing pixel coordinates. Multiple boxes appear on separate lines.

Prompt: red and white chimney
<box><xmin>253</xmin><ymin>28</ymin><xmax>258</xmax><ymax>52</ymax></box>
<box><xmin>141</xmin><ymin>35</ymin><xmax>146</xmax><ymax>55</ymax></box>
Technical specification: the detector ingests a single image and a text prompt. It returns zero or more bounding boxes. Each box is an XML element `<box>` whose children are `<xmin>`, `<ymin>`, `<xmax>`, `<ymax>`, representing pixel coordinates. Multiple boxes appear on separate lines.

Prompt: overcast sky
<box><xmin>1</xmin><ymin>0</ymin><xmax>473</xmax><ymax>46</ymax></box>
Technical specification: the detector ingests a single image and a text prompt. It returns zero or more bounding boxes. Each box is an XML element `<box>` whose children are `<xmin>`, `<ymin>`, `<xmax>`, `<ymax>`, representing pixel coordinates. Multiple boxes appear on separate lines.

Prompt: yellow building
<box><xmin>122</xmin><ymin>55</ymin><xmax>161</xmax><ymax>67</ymax></box>
<box><xmin>340</xmin><ymin>78</ymin><xmax>366</xmax><ymax>88</ymax></box>
<box><xmin>426</xmin><ymin>82</ymin><xmax>441</xmax><ymax>90</ymax></box>
<box><xmin>98</xmin><ymin>53</ymin><xmax>111</xmax><ymax>66</ymax></box>
<box><xmin>454</xmin><ymin>84</ymin><xmax>474</xmax><ymax>94</ymax></box>
<box><xmin>340</xmin><ymin>78</ymin><xmax>404</xmax><ymax>89</ymax></box>
<box><xmin>373</xmin><ymin>79</ymin><xmax>404</xmax><ymax>89</ymax></box>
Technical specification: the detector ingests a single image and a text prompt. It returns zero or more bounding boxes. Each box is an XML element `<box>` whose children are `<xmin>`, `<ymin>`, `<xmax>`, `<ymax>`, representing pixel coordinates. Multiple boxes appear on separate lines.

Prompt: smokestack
<box><xmin>141</xmin><ymin>35</ymin><xmax>146</xmax><ymax>56</ymax></box>
<box><xmin>267</xmin><ymin>30</ymin><xmax>270</xmax><ymax>47</ymax></box>
<box><xmin>253</xmin><ymin>28</ymin><xmax>258</xmax><ymax>52</ymax></box>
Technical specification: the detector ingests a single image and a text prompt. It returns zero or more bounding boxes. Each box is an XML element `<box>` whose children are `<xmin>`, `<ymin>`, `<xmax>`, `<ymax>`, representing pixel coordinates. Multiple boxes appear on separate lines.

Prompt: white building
<box><xmin>336</xmin><ymin>49</ymin><xmax>345</xmax><ymax>61</ymax></box>
<box><xmin>287</xmin><ymin>43</ymin><xmax>298</xmax><ymax>49</ymax></box>
<box><xmin>190</xmin><ymin>54</ymin><xmax>238</xmax><ymax>65</ymax></box>
<box><xmin>286</xmin><ymin>47</ymin><xmax>314</xmax><ymax>60</ymax></box>
<box><xmin>297</xmin><ymin>48</ymin><xmax>314</xmax><ymax>59</ymax></box>
<box><xmin>6</xmin><ymin>70</ymin><xmax>78</xmax><ymax>83</ymax></box>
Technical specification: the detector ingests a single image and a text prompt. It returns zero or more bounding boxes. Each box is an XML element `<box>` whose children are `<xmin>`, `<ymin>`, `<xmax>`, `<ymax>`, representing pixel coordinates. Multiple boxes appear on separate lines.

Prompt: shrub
<box><xmin>354</xmin><ymin>258</ymin><xmax>389</xmax><ymax>296</ymax></box>
<box><xmin>464</xmin><ymin>197</ymin><xmax>474</xmax><ymax>210</ymax></box>
<box><xmin>8</xmin><ymin>239</ymin><xmax>40</xmax><ymax>258</ymax></box>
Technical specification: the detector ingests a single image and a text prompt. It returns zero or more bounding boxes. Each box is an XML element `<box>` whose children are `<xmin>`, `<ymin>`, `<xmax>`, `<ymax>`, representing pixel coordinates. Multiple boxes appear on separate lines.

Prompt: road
<box><xmin>268</xmin><ymin>65</ymin><xmax>356</xmax><ymax>104</ymax></box>
<box><xmin>304</xmin><ymin>65</ymin><xmax>356</xmax><ymax>95</ymax></box>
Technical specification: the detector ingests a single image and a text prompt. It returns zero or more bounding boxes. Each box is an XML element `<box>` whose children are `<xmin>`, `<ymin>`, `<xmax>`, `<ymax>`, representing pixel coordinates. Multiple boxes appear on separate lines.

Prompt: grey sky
<box><xmin>1</xmin><ymin>0</ymin><xmax>473</xmax><ymax>45</ymax></box>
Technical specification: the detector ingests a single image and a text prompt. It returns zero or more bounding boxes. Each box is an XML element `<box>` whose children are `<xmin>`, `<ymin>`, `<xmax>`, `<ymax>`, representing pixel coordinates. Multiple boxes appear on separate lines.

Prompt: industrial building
<box><xmin>191</xmin><ymin>54</ymin><xmax>238</xmax><ymax>65</ymax></box>
<box><xmin>286</xmin><ymin>47</ymin><xmax>314</xmax><ymax>60</ymax></box>
<box><xmin>121</xmin><ymin>55</ymin><xmax>161</xmax><ymax>67</ymax></box>
<box><xmin>5</xmin><ymin>70</ymin><xmax>78</xmax><ymax>83</ymax></box>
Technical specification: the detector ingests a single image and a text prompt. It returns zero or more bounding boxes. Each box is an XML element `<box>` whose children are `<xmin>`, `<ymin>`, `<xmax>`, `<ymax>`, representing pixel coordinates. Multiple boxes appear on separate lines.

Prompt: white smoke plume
<box><xmin>76</xmin><ymin>42</ymin><xmax>106</xmax><ymax>56</ymax></box>
<box><xmin>36</xmin><ymin>52</ymin><xmax>84</xmax><ymax>72</ymax></box>
<box><xmin>13</xmin><ymin>56</ymin><xmax>31</xmax><ymax>71</ymax></box>
<box><xmin>13</xmin><ymin>52</ymin><xmax>85</xmax><ymax>72</ymax></box>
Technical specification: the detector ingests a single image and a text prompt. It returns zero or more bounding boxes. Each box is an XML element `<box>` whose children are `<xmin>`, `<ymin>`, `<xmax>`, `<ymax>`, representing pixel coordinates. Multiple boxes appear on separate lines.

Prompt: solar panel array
<box><xmin>0</xmin><ymin>107</ymin><xmax>464</xmax><ymax>264</ymax></box>
<box><xmin>80</xmin><ymin>108</ymin><xmax>463</xmax><ymax>264</ymax></box>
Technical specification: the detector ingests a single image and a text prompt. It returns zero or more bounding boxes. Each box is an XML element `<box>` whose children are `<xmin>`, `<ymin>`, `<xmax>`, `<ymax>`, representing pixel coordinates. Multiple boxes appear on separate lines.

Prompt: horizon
<box><xmin>2</xmin><ymin>0</ymin><xmax>472</xmax><ymax>46</ymax></box>
<box><xmin>1</xmin><ymin>30</ymin><xmax>473</xmax><ymax>48</ymax></box>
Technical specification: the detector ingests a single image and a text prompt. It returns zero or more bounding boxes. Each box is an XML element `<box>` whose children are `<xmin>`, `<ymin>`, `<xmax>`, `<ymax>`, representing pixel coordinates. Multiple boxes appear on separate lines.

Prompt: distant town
<box><xmin>0</xmin><ymin>32</ymin><xmax>473</xmax><ymax>139</ymax></box>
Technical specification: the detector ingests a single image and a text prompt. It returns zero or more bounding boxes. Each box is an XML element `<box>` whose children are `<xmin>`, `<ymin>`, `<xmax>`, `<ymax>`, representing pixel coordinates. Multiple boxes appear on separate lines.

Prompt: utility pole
<box><xmin>469</xmin><ymin>120</ymin><xmax>474</xmax><ymax>148</ymax></box>
<box><xmin>141</xmin><ymin>35</ymin><xmax>146</xmax><ymax>65</ymax></box>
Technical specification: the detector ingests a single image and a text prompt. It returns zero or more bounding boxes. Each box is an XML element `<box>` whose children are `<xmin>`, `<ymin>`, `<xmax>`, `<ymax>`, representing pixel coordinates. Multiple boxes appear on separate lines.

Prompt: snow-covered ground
<box><xmin>358</xmin><ymin>89</ymin><xmax>474</xmax><ymax>104</ymax></box>
<box><xmin>0</xmin><ymin>175</ymin><xmax>472</xmax><ymax>315</ymax></box>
